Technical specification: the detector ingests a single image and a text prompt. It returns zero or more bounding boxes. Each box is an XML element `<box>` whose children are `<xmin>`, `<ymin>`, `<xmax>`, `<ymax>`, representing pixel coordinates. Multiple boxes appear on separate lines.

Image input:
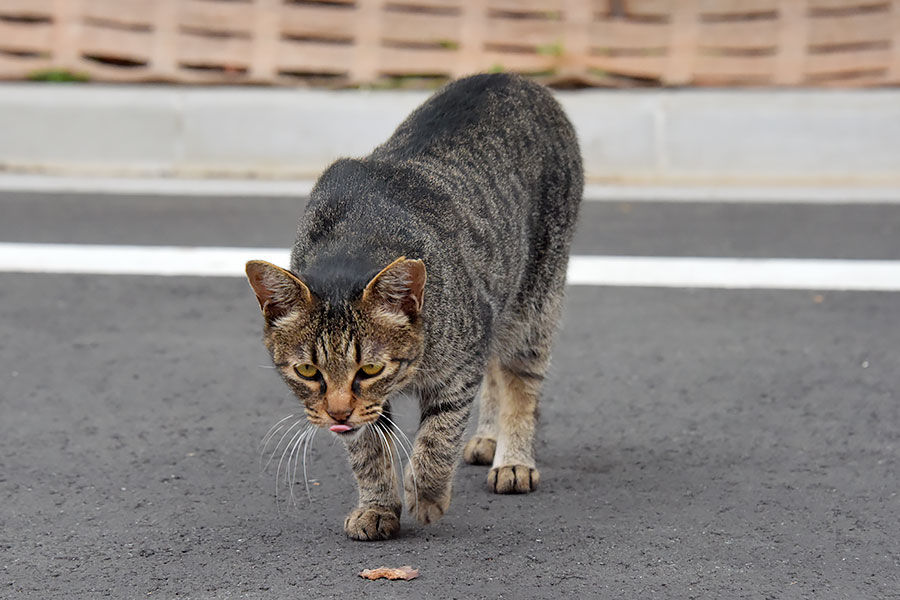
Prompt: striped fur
<box><xmin>247</xmin><ymin>73</ymin><xmax>582</xmax><ymax>540</ymax></box>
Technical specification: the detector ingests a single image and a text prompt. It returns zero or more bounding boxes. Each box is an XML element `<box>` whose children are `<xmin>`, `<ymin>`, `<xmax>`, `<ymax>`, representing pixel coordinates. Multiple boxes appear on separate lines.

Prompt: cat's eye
<box><xmin>359</xmin><ymin>363</ymin><xmax>384</xmax><ymax>377</ymax></box>
<box><xmin>294</xmin><ymin>363</ymin><xmax>319</xmax><ymax>380</ymax></box>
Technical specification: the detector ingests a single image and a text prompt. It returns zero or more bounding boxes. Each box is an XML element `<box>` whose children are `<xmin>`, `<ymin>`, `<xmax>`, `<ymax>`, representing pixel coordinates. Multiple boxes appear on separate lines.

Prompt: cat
<box><xmin>246</xmin><ymin>73</ymin><xmax>582</xmax><ymax>541</ymax></box>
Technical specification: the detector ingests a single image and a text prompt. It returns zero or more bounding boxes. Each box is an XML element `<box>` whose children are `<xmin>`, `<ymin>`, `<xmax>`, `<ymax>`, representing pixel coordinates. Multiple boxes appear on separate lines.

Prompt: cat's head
<box><xmin>245</xmin><ymin>257</ymin><xmax>426</xmax><ymax>438</ymax></box>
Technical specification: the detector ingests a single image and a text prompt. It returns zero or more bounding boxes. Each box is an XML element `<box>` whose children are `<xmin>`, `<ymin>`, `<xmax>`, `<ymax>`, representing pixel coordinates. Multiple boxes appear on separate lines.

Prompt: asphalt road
<box><xmin>2</xmin><ymin>189</ymin><xmax>899</xmax><ymax>599</ymax></box>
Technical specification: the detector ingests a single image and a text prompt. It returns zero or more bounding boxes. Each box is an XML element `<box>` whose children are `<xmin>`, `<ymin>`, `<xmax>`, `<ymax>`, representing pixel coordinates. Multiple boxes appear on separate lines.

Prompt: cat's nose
<box><xmin>326</xmin><ymin>407</ymin><xmax>352</xmax><ymax>423</ymax></box>
<box><xmin>326</xmin><ymin>388</ymin><xmax>353</xmax><ymax>423</ymax></box>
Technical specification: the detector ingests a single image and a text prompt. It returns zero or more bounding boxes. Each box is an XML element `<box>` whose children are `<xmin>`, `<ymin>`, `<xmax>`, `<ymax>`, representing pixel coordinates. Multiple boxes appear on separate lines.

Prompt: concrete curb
<box><xmin>3</xmin><ymin>174</ymin><xmax>900</xmax><ymax>203</ymax></box>
<box><xmin>2</xmin><ymin>83</ymin><xmax>899</xmax><ymax>184</ymax></box>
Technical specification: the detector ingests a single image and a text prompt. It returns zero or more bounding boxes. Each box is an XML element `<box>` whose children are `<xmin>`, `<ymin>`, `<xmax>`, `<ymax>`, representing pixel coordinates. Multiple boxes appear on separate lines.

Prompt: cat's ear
<box><xmin>245</xmin><ymin>260</ymin><xmax>312</xmax><ymax>324</ymax></box>
<box><xmin>362</xmin><ymin>257</ymin><xmax>426</xmax><ymax>320</ymax></box>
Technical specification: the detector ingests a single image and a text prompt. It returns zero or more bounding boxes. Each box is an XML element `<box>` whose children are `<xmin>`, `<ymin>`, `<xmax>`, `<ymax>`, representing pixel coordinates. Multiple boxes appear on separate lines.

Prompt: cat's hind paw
<box><xmin>344</xmin><ymin>506</ymin><xmax>400</xmax><ymax>541</ymax></box>
<box><xmin>488</xmin><ymin>465</ymin><xmax>539</xmax><ymax>494</ymax></box>
<box><xmin>463</xmin><ymin>436</ymin><xmax>496</xmax><ymax>465</ymax></box>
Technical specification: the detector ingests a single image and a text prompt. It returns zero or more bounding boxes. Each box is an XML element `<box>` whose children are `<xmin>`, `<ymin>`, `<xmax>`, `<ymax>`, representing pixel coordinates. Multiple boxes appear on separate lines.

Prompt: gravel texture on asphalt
<box><xmin>2</xmin><ymin>273</ymin><xmax>898</xmax><ymax>599</ymax></box>
<box><xmin>1</xmin><ymin>192</ymin><xmax>899</xmax><ymax>260</ymax></box>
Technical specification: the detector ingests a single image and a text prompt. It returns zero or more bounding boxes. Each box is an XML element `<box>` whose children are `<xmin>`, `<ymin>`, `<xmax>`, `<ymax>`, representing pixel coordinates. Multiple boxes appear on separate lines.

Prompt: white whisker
<box><xmin>379</xmin><ymin>413</ymin><xmax>415</xmax><ymax>454</ymax></box>
<box><xmin>259</xmin><ymin>413</ymin><xmax>295</xmax><ymax>446</ymax></box>
<box><xmin>287</xmin><ymin>426</ymin><xmax>311</xmax><ymax>507</ymax></box>
<box><xmin>379</xmin><ymin>419</ymin><xmax>417</xmax><ymax>515</ymax></box>
<box><xmin>377</xmin><ymin>423</ymin><xmax>402</xmax><ymax>499</ymax></box>
<box><xmin>303</xmin><ymin>427</ymin><xmax>318</xmax><ymax>502</ymax></box>
<box><xmin>258</xmin><ymin>414</ymin><xmax>296</xmax><ymax>457</ymax></box>
<box><xmin>370</xmin><ymin>423</ymin><xmax>395</xmax><ymax>491</ymax></box>
<box><xmin>276</xmin><ymin>425</ymin><xmax>308</xmax><ymax>506</ymax></box>
<box><xmin>367</xmin><ymin>424</ymin><xmax>382</xmax><ymax>467</ymax></box>
<box><xmin>259</xmin><ymin>422</ymin><xmax>289</xmax><ymax>466</ymax></box>
<box><xmin>264</xmin><ymin>418</ymin><xmax>304</xmax><ymax>471</ymax></box>
<box><xmin>372</xmin><ymin>420</ymin><xmax>393</xmax><ymax>485</ymax></box>
<box><xmin>285</xmin><ymin>429</ymin><xmax>299</xmax><ymax>506</ymax></box>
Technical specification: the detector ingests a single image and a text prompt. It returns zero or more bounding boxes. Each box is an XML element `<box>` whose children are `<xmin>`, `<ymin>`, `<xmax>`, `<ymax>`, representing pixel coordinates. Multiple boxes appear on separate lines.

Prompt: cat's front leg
<box><xmin>404</xmin><ymin>380</ymin><xmax>477</xmax><ymax>524</ymax></box>
<box><xmin>343</xmin><ymin>413</ymin><xmax>403</xmax><ymax>541</ymax></box>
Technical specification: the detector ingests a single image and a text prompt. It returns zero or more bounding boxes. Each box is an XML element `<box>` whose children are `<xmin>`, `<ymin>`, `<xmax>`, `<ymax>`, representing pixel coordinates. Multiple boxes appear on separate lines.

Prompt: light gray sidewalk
<box><xmin>1</xmin><ymin>83</ymin><xmax>899</xmax><ymax>184</ymax></box>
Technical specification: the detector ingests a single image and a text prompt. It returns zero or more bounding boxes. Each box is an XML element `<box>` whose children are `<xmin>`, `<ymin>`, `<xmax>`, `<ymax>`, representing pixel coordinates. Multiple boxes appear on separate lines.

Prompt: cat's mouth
<box><xmin>323</xmin><ymin>419</ymin><xmax>379</xmax><ymax>437</ymax></box>
<box><xmin>325</xmin><ymin>423</ymin><xmax>369</xmax><ymax>440</ymax></box>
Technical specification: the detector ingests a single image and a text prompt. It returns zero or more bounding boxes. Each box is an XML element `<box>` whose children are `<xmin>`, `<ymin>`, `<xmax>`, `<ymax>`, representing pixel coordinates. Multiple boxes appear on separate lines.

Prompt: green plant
<box><xmin>366</xmin><ymin>75</ymin><xmax>449</xmax><ymax>90</ymax></box>
<box><xmin>536</xmin><ymin>42</ymin><xmax>564</xmax><ymax>57</ymax></box>
<box><xmin>522</xmin><ymin>69</ymin><xmax>558</xmax><ymax>78</ymax></box>
<box><xmin>28</xmin><ymin>68</ymin><xmax>90</xmax><ymax>82</ymax></box>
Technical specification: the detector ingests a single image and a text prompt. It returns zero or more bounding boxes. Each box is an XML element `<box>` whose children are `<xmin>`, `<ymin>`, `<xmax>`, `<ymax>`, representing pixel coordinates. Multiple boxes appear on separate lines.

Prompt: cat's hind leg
<box><xmin>488</xmin><ymin>285</ymin><xmax>565</xmax><ymax>494</ymax></box>
<box><xmin>488</xmin><ymin>353</ymin><xmax>545</xmax><ymax>494</ymax></box>
<box><xmin>462</xmin><ymin>360</ymin><xmax>500</xmax><ymax>465</ymax></box>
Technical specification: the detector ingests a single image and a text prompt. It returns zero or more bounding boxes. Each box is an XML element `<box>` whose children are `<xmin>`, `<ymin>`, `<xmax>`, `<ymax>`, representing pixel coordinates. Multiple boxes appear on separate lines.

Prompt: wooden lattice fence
<box><xmin>1</xmin><ymin>0</ymin><xmax>899</xmax><ymax>87</ymax></box>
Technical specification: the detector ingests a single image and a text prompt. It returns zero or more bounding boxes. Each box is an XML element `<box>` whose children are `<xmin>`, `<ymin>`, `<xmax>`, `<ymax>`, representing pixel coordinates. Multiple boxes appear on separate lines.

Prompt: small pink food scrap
<box><xmin>358</xmin><ymin>565</ymin><xmax>419</xmax><ymax>581</ymax></box>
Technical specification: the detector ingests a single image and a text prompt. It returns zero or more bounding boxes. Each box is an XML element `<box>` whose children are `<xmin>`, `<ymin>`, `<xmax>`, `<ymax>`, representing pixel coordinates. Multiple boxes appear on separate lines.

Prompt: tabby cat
<box><xmin>246</xmin><ymin>73</ymin><xmax>582</xmax><ymax>540</ymax></box>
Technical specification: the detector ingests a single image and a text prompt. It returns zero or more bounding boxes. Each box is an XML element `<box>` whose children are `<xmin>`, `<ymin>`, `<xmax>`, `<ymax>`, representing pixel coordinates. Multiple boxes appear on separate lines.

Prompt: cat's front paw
<box><xmin>404</xmin><ymin>471</ymin><xmax>451</xmax><ymax>525</ymax></box>
<box><xmin>488</xmin><ymin>465</ymin><xmax>539</xmax><ymax>494</ymax></box>
<box><xmin>407</xmin><ymin>493</ymin><xmax>450</xmax><ymax>524</ymax></box>
<box><xmin>463</xmin><ymin>436</ymin><xmax>496</xmax><ymax>465</ymax></box>
<box><xmin>344</xmin><ymin>506</ymin><xmax>400</xmax><ymax>541</ymax></box>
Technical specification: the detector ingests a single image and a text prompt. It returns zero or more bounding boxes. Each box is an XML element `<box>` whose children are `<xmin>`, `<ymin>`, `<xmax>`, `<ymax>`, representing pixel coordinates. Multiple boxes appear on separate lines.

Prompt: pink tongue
<box><xmin>329</xmin><ymin>424</ymin><xmax>352</xmax><ymax>433</ymax></box>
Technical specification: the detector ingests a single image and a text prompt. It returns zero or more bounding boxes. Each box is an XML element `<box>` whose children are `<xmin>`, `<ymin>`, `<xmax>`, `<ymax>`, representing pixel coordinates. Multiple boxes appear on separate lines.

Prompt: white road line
<box><xmin>581</xmin><ymin>184</ymin><xmax>900</xmax><ymax>204</ymax></box>
<box><xmin>566</xmin><ymin>256</ymin><xmax>900</xmax><ymax>290</ymax></box>
<box><xmin>0</xmin><ymin>243</ymin><xmax>289</xmax><ymax>277</ymax></box>
<box><xmin>1</xmin><ymin>174</ymin><xmax>899</xmax><ymax>204</ymax></box>
<box><xmin>0</xmin><ymin>174</ymin><xmax>316</xmax><ymax>197</ymax></box>
<box><xmin>1</xmin><ymin>243</ymin><xmax>899</xmax><ymax>290</ymax></box>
